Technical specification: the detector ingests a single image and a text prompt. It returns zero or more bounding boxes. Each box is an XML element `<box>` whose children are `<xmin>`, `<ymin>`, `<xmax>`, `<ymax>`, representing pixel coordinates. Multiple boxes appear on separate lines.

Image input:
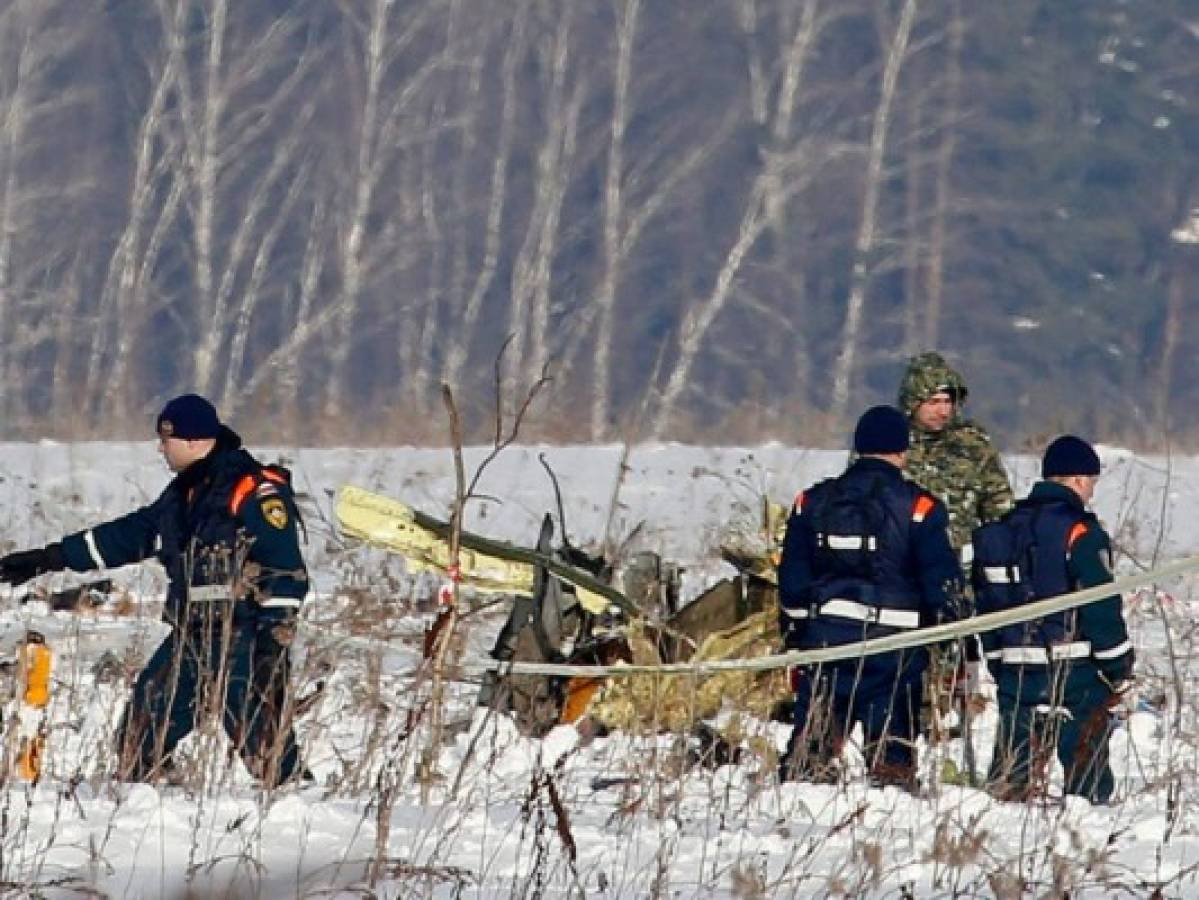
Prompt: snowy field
<box><xmin>2</xmin><ymin>441</ymin><xmax>1199</xmax><ymax>898</ymax></box>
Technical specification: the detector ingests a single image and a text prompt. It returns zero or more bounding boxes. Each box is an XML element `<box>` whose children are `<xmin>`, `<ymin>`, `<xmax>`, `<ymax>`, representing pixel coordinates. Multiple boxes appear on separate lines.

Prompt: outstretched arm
<box><xmin>1</xmin><ymin>503</ymin><xmax>161</xmax><ymax>586</ymax></box>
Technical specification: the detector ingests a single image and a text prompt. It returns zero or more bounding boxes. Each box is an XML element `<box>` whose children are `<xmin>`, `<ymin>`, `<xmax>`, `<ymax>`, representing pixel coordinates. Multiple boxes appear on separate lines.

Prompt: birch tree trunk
<box><xmin>85</xmin><ymin>0</ymin><xmax>185</xmax><ymax>422</ymax></box>
<box><xmin>442</xmin><ymin>3</ymin><xmax>528</xmax><ymax>394</ymax></box>
<box><xmin>187</xmin><ymin>0</ymin><xmax>229</xmax><ymax>396</ymax></box>
<box><xmin>218</xmin><ymin>151</ymin><xmax>313</xmax><ymax>413</ymax></box>
<box><xmin>323</xmin><ymin>0</ymin><xmax>389</xmax><ymax>421</ymax></box>
<box><xmin>762</xmin><ymin>0</ymin><xmax>819</xmax><ymax>235</ymax></box>
<box><xmin>654</xmin><ymin>183</ymin><xmax>770</xmax><ymax>439</ymax></box>
<box><xmin>0</xmin><ymin>8</ymin><xmax>31</xmax><ymax>423</ymax></box>
<box><xmin>323</xmin><ymin>0</ymin><xmax>439</xmax><ymax>419</ymax></box>
<box><xmin>507</xmin><ymin>1</ymin><xmax>581</xmax><ymax>391</ymax></box>
<box><xmin>0</xmin><ymin>0</ymin><xmax>91</xmax><ymax>427</ymax></box>
<box><xmin>923</xmin><ymin>0</ymin><xmax>961</xmax><ymax>350</ymax></box>
<box><xmin>901</xmin><ymin>84</ymin><xmax>923</xmax><ymax>356</ymax></box>
<box><xmin>829</xmin><ymin>0</ymin><xmax>917</xmax><ymax>424</ymax></box>
<box><xmin>590</xmin><ymin>0</ymin><xmax>640</xmax><ymax>440</ymax></box>
<box><xmin>1157</xmin><ymin>173</ymin><xmax>1197</xmax><ymax>434</ymax></box>
<box><xmin>1154</xmin><ymin>257</ymin><xmax>1186</xmax><ymax>433</ymax></box>
<box><xmin>268</xmin><ymin>194</ymin><xmax>327</xmax><ymax>430</ymax></box>
<box><xmin>653</xmin><ymin>0</ymin><xmax>826</xmax><ymax>439</ymax></box>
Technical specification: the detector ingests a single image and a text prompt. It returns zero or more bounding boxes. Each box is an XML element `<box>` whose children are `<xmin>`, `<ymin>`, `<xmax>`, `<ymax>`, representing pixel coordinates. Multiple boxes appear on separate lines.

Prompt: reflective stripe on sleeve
<box><xmin>83</xmin><ymin>530</ymin><xmax>108</xmax><ymax>569</ymax></box>
<box><xmin>782</xmin><ymin>606</ymin><xmax>810</xmax><ymax>620</ymax></box>
<box><xmin>1092</xmin><ymin>639</ymin><xmax>1132</xmax><ymax>660</ymax></box>
<box><xmin>189</xmin><ymin>585</ymin><xmax>234</xmax><ymax>603</ymax></box>
<box><xmin>260</xmin><ymin>597</ymin><xmax>302</xmax><ymax>609</ymax></box>
<box><xmin>1000</xmin><ymin>641</ymin><xmax>1091</xmax><ymax>664</ymax></box>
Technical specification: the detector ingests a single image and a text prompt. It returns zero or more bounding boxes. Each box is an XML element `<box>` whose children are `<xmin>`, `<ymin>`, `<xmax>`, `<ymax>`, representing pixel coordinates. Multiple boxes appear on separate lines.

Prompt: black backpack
<box><xmin>972</xmin><ymin>509</ymin><xmax>1039</xmax><ymax>615</ymax></box>
<box><xmin>808</xmin><ymin>476</ymin><xmax>889</xmax><ymax>580</ymax></box>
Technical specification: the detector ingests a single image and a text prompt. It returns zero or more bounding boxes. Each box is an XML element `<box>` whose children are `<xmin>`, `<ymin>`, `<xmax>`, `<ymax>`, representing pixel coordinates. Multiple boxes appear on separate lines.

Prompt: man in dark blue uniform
<box><xmin>0</xmin><ymin>394</ymin><xmax>308</xmax><ymax>788</ymax></box>
<box><xmin>973</xmin><ymin>435</ymin><xmax>1133</xmax><ymax>803</ymax></box>
<box><xmin>778</xmin><ymin>405</ymin><xmax>963</xmax><ymax>789</ymax></box>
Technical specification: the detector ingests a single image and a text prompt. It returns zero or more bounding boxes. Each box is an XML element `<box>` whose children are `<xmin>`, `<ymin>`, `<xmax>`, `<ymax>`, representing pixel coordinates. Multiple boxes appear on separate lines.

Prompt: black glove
<box><xmin>0</xmin><ymin>543</ymin><xmax>66</xmax><ymax>587</ymax></box>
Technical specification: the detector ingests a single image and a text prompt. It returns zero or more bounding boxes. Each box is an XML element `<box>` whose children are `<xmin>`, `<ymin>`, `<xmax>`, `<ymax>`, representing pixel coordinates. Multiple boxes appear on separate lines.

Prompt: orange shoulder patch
<box><xmin>912</xmin><ymin>494</ymin><xmax>936</xmax><ymax>522</ymax></box>
<box><xmin>1067</xmin><ymin>522</ymin><xmax>1089</xmax><ymax>551</ymax></box>
<box><xmin>229</xmin><ymin>475</ymin><xmax>257</xmax><ymax>516</ymax></box>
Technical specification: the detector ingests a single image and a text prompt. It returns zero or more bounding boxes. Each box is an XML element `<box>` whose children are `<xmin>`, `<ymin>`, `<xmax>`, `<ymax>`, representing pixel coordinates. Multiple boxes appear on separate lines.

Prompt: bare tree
<box><xmin>829</xmin><ymin>0</ymin><xmax>917</xmax><ymax>424</ymax></box>
<box><xmin>217</xmin><ymin>144</ymin><xmax>315</xmax><ymax>414</ymax></box>
<box><xmin>84</xmin><ymin>0</ymin><xmax>188</xmax><ymax>423</ymax></box>
<box><xmin>180</xmin><ymin>4</ymin><xmax>319</xmax><ymax>399</ymax></box>
<box><xmin>590</xmin><ymin>0</ymin><xmax>641</xmax><ymax>440</ymax></box>
<box><xmin>922</xmin><ymin>0</ymin><xmax>962</xmax><ymax>350</ymax></box>
<box><xmin>507</xmin><ymin>1</ymin><xmax>586</xmax><ymax>394</ymax></box>
<box><xmin>653</xmin><ymin>0</ymin><xmax>834</xmax><ymax>439</ymax></box>
<box><xmin>441</xmin><ymin>3</ymin><xmax>529</xmax><ymax>397</ymax></box>
<box><xmin>322</xmin><ymin>0</ymin><xmax>442</xmax><ymax>421</ymax></box>
<box><xmin>900</xmin><ymin>71</ymin><xmax>924</xmax><ymax>356</ymax></box>
<box><xmin>1158</xmin><ymin>173</ymin><xmax>1198</xmax><ymax>432</ymax></box>
<box><xmin>583</xmin><ymin>0</ymin><xmax>729</xmax><ymax>440</ymax></box>
<box><xmin>0</xmin><ymin>1</ymin><xmax>93</xmax><ymax>427</ymax></box>
<box><xmin>268</xmin><ymin>194</ymin><xmax>329</xmax><ymax>427</ymax></box>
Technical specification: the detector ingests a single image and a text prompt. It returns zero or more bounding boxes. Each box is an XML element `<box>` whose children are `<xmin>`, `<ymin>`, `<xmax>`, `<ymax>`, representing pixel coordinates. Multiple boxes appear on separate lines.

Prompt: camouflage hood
<box><xmin>898</xmin><ymin>352</ymin><xmax>969</xmax><ymax>419</ymax></box>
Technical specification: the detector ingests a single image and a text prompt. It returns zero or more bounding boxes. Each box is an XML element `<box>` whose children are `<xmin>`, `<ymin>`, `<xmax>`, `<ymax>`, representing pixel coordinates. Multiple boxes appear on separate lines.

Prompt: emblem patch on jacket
<box><xmin>262</xmin><ymin>498</ymin><xmax>289</xmax><ymax>529</ymax></box>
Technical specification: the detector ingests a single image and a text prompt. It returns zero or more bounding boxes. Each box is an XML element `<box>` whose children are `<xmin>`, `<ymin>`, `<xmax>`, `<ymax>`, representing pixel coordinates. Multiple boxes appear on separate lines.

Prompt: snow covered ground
<box><xmin>1</xmin><ymin>441</ymin><xmax>1199</xmax><ymax>898</ymax></box>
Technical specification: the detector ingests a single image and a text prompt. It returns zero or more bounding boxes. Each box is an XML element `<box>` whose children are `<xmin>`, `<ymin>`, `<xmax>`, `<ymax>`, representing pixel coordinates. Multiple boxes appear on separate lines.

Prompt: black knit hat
<box><xmin>1042</xmin><ymin>435</ymin><xmax>1100</xmax><ymax>478</ymax></box>
<box><xmin>156</xmin><ymin>393</ymin><xmax>221</xmax><ymax>440</ymax></box>
<box><xmin>853</xmin><ymin>405</ymin><xmax>911</xmax><ymax>455</ymax></box>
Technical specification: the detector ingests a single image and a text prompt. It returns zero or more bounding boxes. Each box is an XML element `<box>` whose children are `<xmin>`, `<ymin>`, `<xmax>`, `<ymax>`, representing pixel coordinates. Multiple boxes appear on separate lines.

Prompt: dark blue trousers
<box><xmin>114</xmin><ymin>621</ymin><xmax>300</xmax><ymax>787</ymax></box>
<box><xmin>989</xmin><ymin>665</ymin><xmax>1115</xmax><ymax>803</ymax></box>
<box><xmin>781</xmin><ymin>655</ymin><xmax>923</xmax><ymax>783</ymax></box>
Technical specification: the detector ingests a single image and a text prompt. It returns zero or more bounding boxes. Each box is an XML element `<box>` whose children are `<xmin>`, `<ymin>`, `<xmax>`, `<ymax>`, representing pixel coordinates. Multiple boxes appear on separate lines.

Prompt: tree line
<box><xmin>0</xmin><ymin>0</ymin><xmax>1194</xmax><ymax>446</ymax></box>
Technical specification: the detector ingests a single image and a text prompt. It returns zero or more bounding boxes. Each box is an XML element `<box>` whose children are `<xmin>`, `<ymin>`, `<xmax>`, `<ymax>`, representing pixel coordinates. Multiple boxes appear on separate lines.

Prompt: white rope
<box><xmin>449</xmin><ymin>553</ymin><xmax>1199</xmax><ymax>678</ymax></box>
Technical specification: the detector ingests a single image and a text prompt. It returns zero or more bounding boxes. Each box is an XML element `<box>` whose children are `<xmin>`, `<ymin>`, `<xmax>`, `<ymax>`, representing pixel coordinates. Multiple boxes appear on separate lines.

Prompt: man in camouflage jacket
<box><xmin>899</xmin><ymin>352</ymin><xmax>1014</xmax><ymax>775</ymax></box>
<box><xmin>898</xmin><ymin>351</ymin><xmax>1014</xmax><ymax>562</ymax></box>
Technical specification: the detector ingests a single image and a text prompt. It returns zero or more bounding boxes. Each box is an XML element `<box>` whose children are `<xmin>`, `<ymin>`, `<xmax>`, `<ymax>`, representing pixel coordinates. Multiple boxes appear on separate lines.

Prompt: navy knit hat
<box><xmin>156</xmin><ymin>393</ymin><xmax>221</xmax><ymax>440</ymax></box>
<box><xmin>853</xmin><ymin>405</ymin><xmax>911</xmax><ymax>455</ymax></box>
<box><xmin>1042</xmin><ymin>435</ymin><xmax>1100</xmax><ymax>478</ymax></box>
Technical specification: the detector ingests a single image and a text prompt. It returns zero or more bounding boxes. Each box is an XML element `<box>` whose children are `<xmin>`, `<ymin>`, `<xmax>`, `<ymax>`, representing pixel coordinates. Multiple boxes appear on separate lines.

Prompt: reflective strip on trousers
<box><xmin>188</xmin><ymin>585</ymin><xmax>234</xmax><ymax>603</ymax></box>
<box><xmin>999</xmin><ymin>641</ymin><xmax>1091</xmax><ymax>664</ymax></box>
<box><xmin>819</xmin><ymin>598</ymin><xmax>920</xmax><ymax>630</ymax></box>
